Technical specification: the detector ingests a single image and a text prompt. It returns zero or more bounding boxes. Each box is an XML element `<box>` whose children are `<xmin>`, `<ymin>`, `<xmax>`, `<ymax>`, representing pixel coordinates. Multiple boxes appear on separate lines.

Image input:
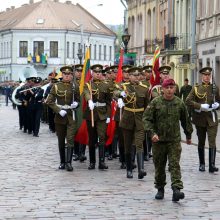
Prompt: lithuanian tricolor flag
<box><xmin>74</xmin><ymin>48</ymin><xmax>91</xmax><ymax>144</ymax></box>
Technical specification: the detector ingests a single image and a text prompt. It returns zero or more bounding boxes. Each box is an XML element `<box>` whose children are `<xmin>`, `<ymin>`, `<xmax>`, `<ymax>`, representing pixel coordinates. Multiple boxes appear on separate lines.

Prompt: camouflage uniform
<box><xmin>143</xmin><ymin>95</ymin><xmax>193</xmax><ymax>190</ymax></box>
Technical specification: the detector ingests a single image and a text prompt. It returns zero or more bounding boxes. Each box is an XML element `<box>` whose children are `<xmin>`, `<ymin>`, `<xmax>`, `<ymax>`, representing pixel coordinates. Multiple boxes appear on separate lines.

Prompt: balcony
<box><xmin>161</xmin><ymin>33</ymin><xmax>191</xmax><ymax>55</ymax></box>
<box><xmin>144</xmin><ymin>38</ymin><xmax>163</xmax><ymax>54</ymax></box>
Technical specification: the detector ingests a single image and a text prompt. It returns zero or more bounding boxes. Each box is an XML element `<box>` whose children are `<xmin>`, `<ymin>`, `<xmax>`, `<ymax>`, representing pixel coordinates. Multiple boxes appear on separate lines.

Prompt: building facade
<box><xmin>196</xmin><ymin>0</ymin><xmax>220</xmax><ymax>87</ymax></box>
<box><xmin>0</xmin><ymin>0</ymin><xmax>116</xmax><ymax>81</ymax></box>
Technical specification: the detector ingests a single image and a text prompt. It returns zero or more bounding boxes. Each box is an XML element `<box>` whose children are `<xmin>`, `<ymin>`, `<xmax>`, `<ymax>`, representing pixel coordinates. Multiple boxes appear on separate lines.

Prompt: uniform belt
<box><xmin>124</xmin><ymin>106</ymin><xmax>144</xmax><ymax>112</ymax></box>
<box><xmin>57</xmin><ymin>104</ymin><xmax>72</xmax><ymax>110</ymax></box>
<box><xmin>94</xmin><ymin>102</ymin><xmax>106</xmax><ymax>107</ymax></box>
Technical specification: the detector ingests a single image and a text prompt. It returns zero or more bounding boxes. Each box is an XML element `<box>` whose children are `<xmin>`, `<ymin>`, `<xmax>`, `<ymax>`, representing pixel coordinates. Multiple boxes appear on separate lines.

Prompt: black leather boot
<box><xmin>209</xmin><ymin>148</ymin><xmax>219</xmax><ymax>173</ymax></box>
<box><xmin>66</xmin><ymin>147</ymin><xmax>73</xmax><ymax>171</ymax></box>
<box><xmin>172</xmin><ymin>187</ymin><xmax>185</xmax><ymax>202</ymax></box>
<box><xmin>131</xmin><ymin>145</ymin><xmax>137</xmax><ymax>169</ymax></box>
<box><xmin>98</xmin><ymin>144</ymin><xmax>108</xmax><ymax>170</ymax></box>
<box><xmin>58</xmin><ymin>145</ymin><xmax>65</xmax><ymax>169</ymax></box>
<box><xmin>126</xmin><ymin>153</ymin><xmax>133</xmax><ymax>178</ymax></box>
<box><xmin>79</xmin><ymin>144</ymin><xmax>87</xmax><ymax>162</ymax></box>
<box><xmin>198</xmin><ymin>147</ymin><xmax>205</xmax><ymax>172</ymax></box>
<box><xmin>155</xmin><ymin>188</ymin><xmax>164</xmax><ymax>200</ymax></box>
<box><xmin>137</xmin><ymin>152</ymin><xmax>147</xmax><ymax>179</ymax></box>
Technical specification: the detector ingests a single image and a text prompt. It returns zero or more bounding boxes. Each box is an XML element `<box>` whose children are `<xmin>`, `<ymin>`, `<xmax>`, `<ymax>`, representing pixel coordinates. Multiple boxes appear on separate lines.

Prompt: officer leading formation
<box><xmin>10</xmin><ymin>62</ymin><xmax>220</xmax><ymax>202</ymax></box>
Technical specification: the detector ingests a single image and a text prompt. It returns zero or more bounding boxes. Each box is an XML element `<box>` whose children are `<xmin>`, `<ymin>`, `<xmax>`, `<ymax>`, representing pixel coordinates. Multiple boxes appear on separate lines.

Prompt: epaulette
<box><xmin>122</xmin><ymin>82</ymin><xmax>130</xmax><ymax>86</ymax></box>
<box><xmin>139</xmin><ymin>81</ymin><xmax>148</xmax><ymax>89</ymax></box>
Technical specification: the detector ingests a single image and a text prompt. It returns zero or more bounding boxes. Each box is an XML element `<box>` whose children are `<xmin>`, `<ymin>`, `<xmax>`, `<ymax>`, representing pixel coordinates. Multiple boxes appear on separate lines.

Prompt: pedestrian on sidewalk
<box><xmin>143</xmin><ymin>78</ymin><xmax>193</xmax><ymax>202</ymax></box>
<box><xmin>185</xmin><ymin>67</ymin><xmax>220</xmax><ymax>173</ymax></box>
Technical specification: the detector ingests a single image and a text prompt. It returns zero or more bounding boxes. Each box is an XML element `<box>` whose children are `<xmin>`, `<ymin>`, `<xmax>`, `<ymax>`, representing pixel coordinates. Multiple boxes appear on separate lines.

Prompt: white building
<box><xmin>0</xmin><ymin>0</ymin><xmax>116</xmax><ymax>81</ymax></box>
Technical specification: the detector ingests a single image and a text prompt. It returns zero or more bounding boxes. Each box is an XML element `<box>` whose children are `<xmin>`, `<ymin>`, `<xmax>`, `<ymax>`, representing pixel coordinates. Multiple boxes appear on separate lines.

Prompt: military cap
<box><xmin>73</xmin><ymin>64</ymin><xmax>83</xmax><ymax>72</ymax></box>
<box><xmin>91</xmin><ymin>64</ymin><xmax>103</xmax><ymax>72</ymax></box>
<box><xmin>109</xmin><ymin>65</ymin><xmax>118</xmax><ymax>73</ymax></box>
<box><xmin>104</xmin><ymin>66</ymin><xmax>110</xmax><ymax>74</ymax></box>
<box><xmin>199</xmin><ymin>66</ymin><xmax>212</xmax><ymax>75</ymax></box>
<box><xmin>143</xmin><ymin>65</ymin><xmax>153</xmax><ymax>73</ymax></box>
<box><xmin>60</xmin><ymin>66</ymin><xmax>73</xmax><ymax>74</ymax></box>
<box><xmin>162</xmin><ymin>78</ymin><xmax>175</xmax><ymax>87</ymax></box>
<box><xmin>122</xmin><ymin>65</ymin><xmax>132</xmax><ymax>72</ymax></box>
<box><xmin>34</xmin><ymin>77</ymin><xmax>42</xmax><ymax>83</ymax></box>
<box><xmin>159</xmin><ymin>65</ymin><xmax>171</xmax><ymax>74</ymax></box>
<box><xmin>128</xmin><ymin>67</ymin><xmax>142</xmax><ymax>76</ymax></box>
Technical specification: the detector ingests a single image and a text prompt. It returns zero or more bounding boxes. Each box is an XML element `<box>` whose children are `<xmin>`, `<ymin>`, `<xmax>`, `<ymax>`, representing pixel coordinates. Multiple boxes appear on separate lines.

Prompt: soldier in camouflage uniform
<box><xmin>186</xmin><ymin>67</ymin><xmax>220</xmax><ymax>173</ymax></box>
<box><xmin>83</xmin><ymin>64</ymin><xmax>111</xmax><ymax>170</ymax></box>
<box><xmin>119</xmin><ymin>67</ymin><xmax>149</xmax><ymax>179</ymax></box>
<box><xmin>46</xmin><ymin>66</ymin><xmax>79</xmax><ymax>172</ymax></box>
<box><xmin>143</xmin><ymin>78</ymin><xmax>193</xmax><ymax>201</ymax></box>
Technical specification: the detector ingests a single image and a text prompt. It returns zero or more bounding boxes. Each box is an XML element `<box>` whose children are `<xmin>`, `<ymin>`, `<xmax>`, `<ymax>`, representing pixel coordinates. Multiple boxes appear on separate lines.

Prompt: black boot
<box><xmin>66</xmin><ymin>147</ymin><xmax>73</xmax><ymax>171</ymax></box>
<box><xmin>155</xmin><ymin>188</ymin><xmax>164</xmax><ymax>200</ymax></box>
<box><xmin>131</xmin><ymin>145</ymin><xmax>137</xmax><ymax>169</ymax></box>
<box><xmin>58</xmin><ymin>145</ymin><xmax>65</xmax><ymax>169</ymax></box>
<box><xmin>198</xmin><ymin>147</ymin><xmax>205</xmax><ymax>172</ymax></box>
<box><xmin>209</xmin><ymin>148</ymin><xmax>219</xmax><ymax>173</ymax></box>
<box><xmin>137</xmin><ymin>152</ymin><xmax>147</xmax><ymax>179</ymax></box>
<box><xmin>172</xmin><ymin>187</ymin><xmax>185</xmax><ymax>202</ymax></box>
<box><xmin>98</xmin><ymin>145</ymin><xmax>108</xmax><ymax>170</ymax></box>
<box><xmin>126</xmin><ymin>153</ymin><xmax>133</xmax><ymax>178</ymax></box>
<box><xmin>79</xmin><ymin>144</ymin><xmax>87</xmax><ymax>162</ymax></box>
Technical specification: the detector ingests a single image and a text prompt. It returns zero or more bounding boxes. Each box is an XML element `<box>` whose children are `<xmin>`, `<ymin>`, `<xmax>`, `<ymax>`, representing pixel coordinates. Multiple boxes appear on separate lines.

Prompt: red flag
<box><xmin>150</xmin><ymin>46</ymin><xmax>160</xmax><ymax>88</ymax></box>
<box><xmin>105</xmin><ymin>100</ymin><xmax>117</xmax><ymax>146</ymax></box>
<box><xmin>115</xmin><ymin>48</ymin><xmax>124</xmax><ymax>83</ymax></box>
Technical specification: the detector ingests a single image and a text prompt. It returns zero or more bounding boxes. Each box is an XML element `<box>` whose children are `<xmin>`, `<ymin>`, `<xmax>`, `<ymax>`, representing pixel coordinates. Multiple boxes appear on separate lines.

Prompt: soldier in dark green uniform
<box><xmin>119</xmin><ymin>67</ymin><xmax>149</xmax><ymax>179</ymax></box>
<box><xmin>46</xmin><ymin>66</ymin><xmax>79</xmax><ymax>172</ymax></box>
<box><xmin>180</xmin><ymin>78</ymin><xmax>192</xmax><ymax>102</ymax></box>
<box><xmin>83</xmin><ymin>64</ymin><xmax>111</xmax><ymax>170</ymax></box>
<box><xmin>143</xmin><ymin>78</ymin><xmax>193</xmax><ymax>201</ymax></box>
<box><xmin>186</xmin><ymin>67</ymin><xmax>220</xmax><ymax>173</ymax></box>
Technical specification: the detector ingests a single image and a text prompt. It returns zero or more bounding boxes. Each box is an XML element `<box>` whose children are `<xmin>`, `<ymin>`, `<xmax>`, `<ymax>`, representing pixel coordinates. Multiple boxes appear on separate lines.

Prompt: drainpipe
<box><xmin>191</xmin><ymin>0</ymin><xmax>197</xmax><ymax>84</ymax></box>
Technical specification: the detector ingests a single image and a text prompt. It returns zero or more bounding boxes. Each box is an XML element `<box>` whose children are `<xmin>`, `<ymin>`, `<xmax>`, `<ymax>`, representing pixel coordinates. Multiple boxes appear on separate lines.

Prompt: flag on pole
<box><xmin>74</xmin><ymin>48</ymin><xmax>91</xmax><ymax>145</ymax></box>
<box><xmin>115</xmin><ymin>48</ymin><xmax>124</xmax><ymax>83</ymax></box>
<box><xmin>150</xmin><ymin>46</ymin><xmax>160</xmax><ymax>88</ymax></box>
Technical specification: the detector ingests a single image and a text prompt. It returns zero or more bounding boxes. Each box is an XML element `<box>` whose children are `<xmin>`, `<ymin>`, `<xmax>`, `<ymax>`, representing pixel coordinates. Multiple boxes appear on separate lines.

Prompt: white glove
<box><xmin>212</xmin><ymin>102</ymin><xmax>219</xmax><ymax>110</ymax></box>
<box><xmin>59</xmin><ymin>110</ymin><xmax>67</xmax><ymax>117</ymax></box>
<box><xmin>200</xmin><ymin>104</ymin><xmax>210</xmax><ymax>112</ymax></box>
<box><xmin>120</xmin><ymin>91</ymin><xmax>127</xmax><ymax>98</ymax></box>
<box><xmin>88</xmin><ymin>100</ymin><xmax>95</xmax><ymax>111</ymax></box>
<box><xmin>106</xmin><ymin>117</ymin><xmax>110</xmax><ymax>124</ymax></box>
<box><xmin>117</xmin><ymin>98</ymin><xmax>124</xmax><ymax>109</ymax></box>
<box><xmin>71</xmin><ymin>101</ymin><xmax>78</xmax><ymax>109</ymax></box>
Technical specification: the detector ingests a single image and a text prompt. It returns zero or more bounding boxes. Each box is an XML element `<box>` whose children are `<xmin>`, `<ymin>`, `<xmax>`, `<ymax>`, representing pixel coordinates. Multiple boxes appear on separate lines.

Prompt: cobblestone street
<box><xmin>0</xmin><ymin>98</ymin><xmax>220</xmax><ymax>220</ymax></box>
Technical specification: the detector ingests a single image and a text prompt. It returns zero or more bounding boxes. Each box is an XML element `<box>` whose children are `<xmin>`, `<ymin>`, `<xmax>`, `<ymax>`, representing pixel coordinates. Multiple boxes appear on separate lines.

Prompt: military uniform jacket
<box><xmin>46</xmin><ymin>81</ymin><xmax>79</xmax><ymax>125</ymax></box>
<box><xmin>185</xmin><ymin>83</ymin><xmax>220</xmax><ymax>127</ymax></box>
<box><xmin>119</xmin><ymin>82</ymin><xmax>149</xmax><ymax>131</ymax></box>
<box><xmin>143</xmin><ymin>96</ymin><xmax>193</xmax><ymax>142</ymax></box>
<box><xmin>83</xmin><ymin>80</ymin><xmax>111</xmax><ymax>121</ymax></box>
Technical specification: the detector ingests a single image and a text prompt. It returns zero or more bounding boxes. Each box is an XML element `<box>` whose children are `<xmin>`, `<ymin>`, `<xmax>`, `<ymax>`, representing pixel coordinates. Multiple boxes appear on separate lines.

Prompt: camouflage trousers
<box><xmin>152</xmin><ymin>141</ymin><xmax>183</xmax><ymax>190</ymax></box>
<box><xmin>196</xmin><ymin>125</ymin><xmax>218</xmax><ymax>148</ymax></box>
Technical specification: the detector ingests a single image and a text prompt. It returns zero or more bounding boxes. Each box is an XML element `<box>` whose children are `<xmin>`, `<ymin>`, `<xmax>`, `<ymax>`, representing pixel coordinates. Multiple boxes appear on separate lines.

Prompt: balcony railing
<box><xmin>164</xmin><ymin>33</ymin><xmax>190</xmax><ymax>50</ymax></box>
<box><xmin>144</xmin><ymin>38</ymin><xmax>163</xmax><ymax>54</ymax></box>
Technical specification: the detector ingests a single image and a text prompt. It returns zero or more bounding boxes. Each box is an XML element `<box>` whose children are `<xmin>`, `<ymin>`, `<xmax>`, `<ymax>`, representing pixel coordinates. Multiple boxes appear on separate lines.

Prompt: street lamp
<box><xmin>77</xmin><ymin>48</ymin><xmax>83</xmax><ymax>64</ymax></box>
<box><xmin>122</xmin><ymin>31</ymin><xmax>131</xmax><ymax>54</ymax></box>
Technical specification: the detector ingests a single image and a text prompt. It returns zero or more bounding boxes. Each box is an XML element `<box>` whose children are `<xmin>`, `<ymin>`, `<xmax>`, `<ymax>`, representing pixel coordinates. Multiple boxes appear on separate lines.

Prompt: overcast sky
<box><xmin>0</xmin><ymin>0</ymin><xmax>125</xmax><ymax>25</ymax></box>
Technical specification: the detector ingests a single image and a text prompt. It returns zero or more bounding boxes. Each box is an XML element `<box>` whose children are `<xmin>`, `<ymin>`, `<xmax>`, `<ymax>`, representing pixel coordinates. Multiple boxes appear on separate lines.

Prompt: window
<box><xmin>66</xmin><ymin>41</ymin><xmax>69</xmax><ymax>58</ymax></box>
<box><xmin>109</xmin><ymin>46</ymin><xmax>112</xmax><ymax>60</ymax></box>
<box><xmin>50</xmin><ymin>41</ymin><xmax>58</xmax><ymax>57</ymax></box>
<box><xmin>99</xmin><ymin>45</ymin><xmax>102</xmax><ymax>60</ymax></box>
<box><xmin>104</xmin><ymin>45</ymin><xmax>106</xmax><ymax>60</ymax></box>
<box><xmin>94</xmin><ymin>44</ymin><xmax>97</xmax><ymax>60</ymax></box>
<box><xmin>72</xmin><ymin>42</ymin><xmax>75</xmax><ymax>58</ymax></box>
<box><xmin>19</xmin><ymin>41</ymin><xmax>28</xmax><ymax>57</ymax></box>
<box><xmin>33</xmin><ymin>41</ymin><xmax>44</xmax><ymax>56</ymax></box>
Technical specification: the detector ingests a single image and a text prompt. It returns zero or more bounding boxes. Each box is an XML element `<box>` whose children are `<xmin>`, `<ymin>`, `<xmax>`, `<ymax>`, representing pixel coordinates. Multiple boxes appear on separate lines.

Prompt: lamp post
<box><xmin>122</xmin><ymin>31</ymin><xmax>131</xmax><ymax>54</ymax></box>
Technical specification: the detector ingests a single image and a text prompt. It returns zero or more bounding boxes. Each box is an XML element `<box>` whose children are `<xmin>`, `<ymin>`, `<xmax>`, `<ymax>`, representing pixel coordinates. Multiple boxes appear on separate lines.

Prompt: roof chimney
<box><xmin>11</xmin><ymin>6</ymin><xmax>15</xmax><ymax>10</ymax></box>
<box><xmin>6</xmin><ymin>8</ymin><xmax>10</xmax><ymax>12</ymax></box>
<box><xmin>54</xmin><ymin>0</ymin><xmax>59</xmax><ymax>2</ymax></box>
<box><xmin>29</xmin><ymin>0</ymin><xmax>34</xmax><ymax>4</ymax></box>
<box><xmin>65</xmin><ymin>1</ymin><xmax>72</xmax><ymax>4</ymax></box>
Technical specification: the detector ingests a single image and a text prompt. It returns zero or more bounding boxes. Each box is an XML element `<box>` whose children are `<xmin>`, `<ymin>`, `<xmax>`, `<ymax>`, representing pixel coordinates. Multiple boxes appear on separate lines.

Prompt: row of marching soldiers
<box><xmin>44</xmin><ymin>63</ymin><xmax>158</xmax><ymax>178</ymax></box>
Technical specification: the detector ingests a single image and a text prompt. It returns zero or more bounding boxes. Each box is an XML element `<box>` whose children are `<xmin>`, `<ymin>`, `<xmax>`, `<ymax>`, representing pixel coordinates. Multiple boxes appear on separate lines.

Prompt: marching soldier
<box><xmin>119</xmin><ymin>67</ymin><xmax>149</xmax><ymax>179</ymax></box>
<box><xmin>83</xmin><ymin>64</ymin><xmax>111</xmax><ymax>170</ymax></box>
<box><xmin>46</xmin><ymin>66</ymin><xmax>79</xmax><ymax>172</ymax></box>
<box><xmin>143</xmin><ymin>78</ymin><xmax>193</xmax><ymax>201</ymax></box>
<box><xmin>186</xmin><ymin>67</ymin><xmax>220</xmax><ymax>173</ymax></box>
